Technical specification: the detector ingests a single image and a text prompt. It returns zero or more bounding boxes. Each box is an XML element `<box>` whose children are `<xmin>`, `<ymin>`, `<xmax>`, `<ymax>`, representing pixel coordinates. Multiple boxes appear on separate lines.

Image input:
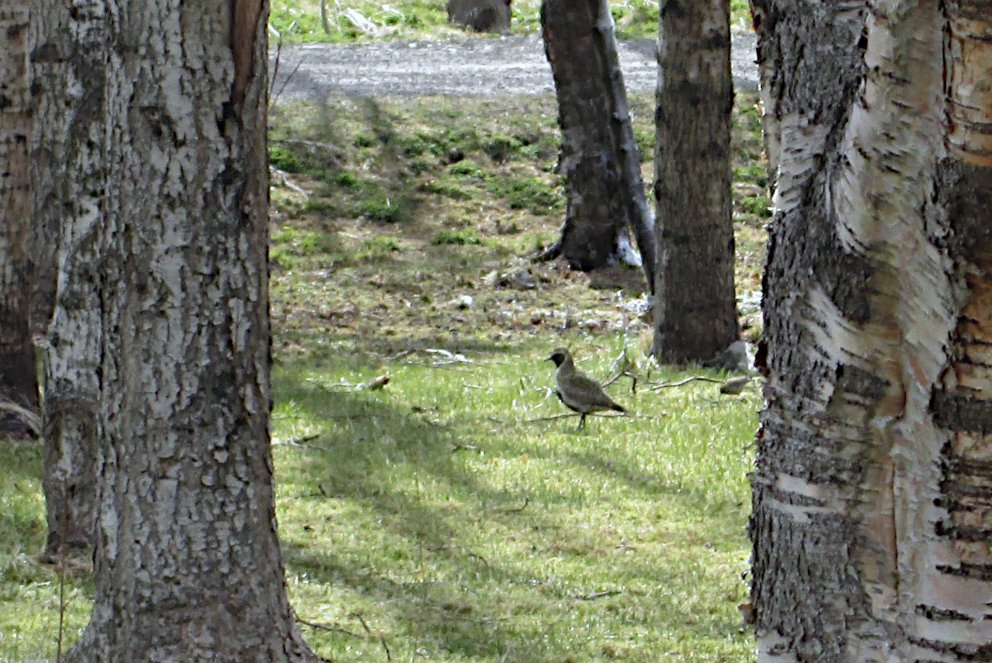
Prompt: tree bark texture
<box><xmin>32</xmin><ymin>0</ymin><xmax>105</xmax><ymax>556</ymax></box>
<box><xmin>540</xmin><ymin>0</ymin><xmax>656</xmax><ymax>291</ymax></box>
<box><xmin>750</xmin><ymin>0</ymin><xmax>992</xmax><ymax>660</ymax></box>
<box><xmin>446</xmin><ymin>0</ymin><xmax>511</xmax><ymax>33</ymax></box>
<box><xmin>652</xmin><ymin>0</ymin><xmax>739</xmax><ymax>364</ymax></box>
<box><xmin>64</xmin><ymin>2</ymin><xmax>320</xmax><ymax>661</ymax></box>
<box><xmin>0</xmin><ymin>3</ymin><xmax>39</xmax><ymax>438</ymax></box>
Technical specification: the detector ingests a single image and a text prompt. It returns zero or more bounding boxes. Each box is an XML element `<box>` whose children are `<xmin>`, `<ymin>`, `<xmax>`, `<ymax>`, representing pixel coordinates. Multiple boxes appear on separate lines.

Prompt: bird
<box><xmin>546</xmin><ymin>348</ymin><xmax>626</xmax><ymax>429</ymax></box>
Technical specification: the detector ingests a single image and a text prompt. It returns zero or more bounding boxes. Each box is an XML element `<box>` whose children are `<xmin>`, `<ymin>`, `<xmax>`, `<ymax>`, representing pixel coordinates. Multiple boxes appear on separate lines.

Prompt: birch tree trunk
<box><xmin>65</xmin><ymin>2</ymin><xmax>320</xmax><ymax>660</ymax></box>
<box><xmin>33</xmin><ymin>0</ymin><xmax>103</xmax><ymax>556</ymax></box>
<box><xmin>751</xmin><ymin>0</ymin><xmax>992</xmax><ymax>659</ymax></box>
<box><xmin>540</xmin><ymin>0</ymin><xmax>656</xmax><ymax>293</ymax></box>
<box><xmin>652</xmin><ymin>0</ymin><xmax>739</xmax><ymax>364</ymax></box>
<box><xmin>0</xmin><ymin>3</ymin><xmax>39</xmax><ymax>438</ymax></box>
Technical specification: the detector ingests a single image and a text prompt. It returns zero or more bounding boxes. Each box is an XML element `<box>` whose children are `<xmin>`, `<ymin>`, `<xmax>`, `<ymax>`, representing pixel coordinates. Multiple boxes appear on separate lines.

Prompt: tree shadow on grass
<box><xmin>272</xmin><ymin>362</ymin><xmax>752</xmax><ymax>661</ymax></box>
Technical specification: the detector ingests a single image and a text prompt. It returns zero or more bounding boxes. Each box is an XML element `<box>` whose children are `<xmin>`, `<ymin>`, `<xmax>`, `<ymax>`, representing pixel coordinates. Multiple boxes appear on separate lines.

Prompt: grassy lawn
<box><xmin>270</xmin><ymin>0</ymin><xmax>755</xmax><ymax>43</ymax></box>
<box><xmin>0</xmin><ymin>91</ymin><xmax>765</xmax><ymax>661</ymax></box>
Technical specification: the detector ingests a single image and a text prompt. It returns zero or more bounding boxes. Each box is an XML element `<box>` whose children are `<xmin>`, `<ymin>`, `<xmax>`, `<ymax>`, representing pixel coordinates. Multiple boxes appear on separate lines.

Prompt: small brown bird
<box><xmin>547</xmin><ymin>348</ymin><xmax>626</xmax><ymax>429</ymax></box>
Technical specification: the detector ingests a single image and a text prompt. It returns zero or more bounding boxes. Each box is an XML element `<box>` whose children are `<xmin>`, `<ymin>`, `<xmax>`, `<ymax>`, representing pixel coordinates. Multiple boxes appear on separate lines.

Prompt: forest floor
<box><xmin>0</xmin><ymin>24</ymin><xmax>766</xmax><ymax>663</ymax></box>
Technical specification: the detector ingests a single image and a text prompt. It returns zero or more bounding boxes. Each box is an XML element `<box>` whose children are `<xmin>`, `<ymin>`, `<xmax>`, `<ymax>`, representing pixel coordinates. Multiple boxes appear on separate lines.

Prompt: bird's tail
<box><xmin>611</xmin><ymin>403</ymin><xmax>626</xmax><ymax>413</ymax></box>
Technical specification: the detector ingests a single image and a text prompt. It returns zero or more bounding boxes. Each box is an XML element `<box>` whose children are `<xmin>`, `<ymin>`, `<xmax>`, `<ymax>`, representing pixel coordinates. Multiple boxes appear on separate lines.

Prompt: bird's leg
<box><xmin>577</xmin><ymin>413</ymin><xmax>586</xmax><ymax>430</ymax></box>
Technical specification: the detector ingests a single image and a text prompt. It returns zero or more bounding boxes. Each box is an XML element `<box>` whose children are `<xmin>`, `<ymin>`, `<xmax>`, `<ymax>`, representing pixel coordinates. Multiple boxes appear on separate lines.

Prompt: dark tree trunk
<box><xmin>447</xmin><ymin>0</ymin><xmax>511</xmax><ymax>33</ymax></box>
<box><xmin>0</xmin><ymin>3</ymin><xmax>39</xmax><ymax>439</ymax></box>
<box><xmin>652</xmin><ymin>0</ymin><xmax>739</xmax><ymax>364</ymax></box>
<box><xmin>64</xmin><ymin>2</ymin><xmax>321</xmax><ymax>660</ymax></box>
<box><xmin>750</xmin><ymin>0</ymin><xmax>992</xmax><ymax>659</ymax></box>
<box><xmin>540</xmin><ymin>0</ymin><xmax>656</xmax><ymax>292</ymax></box>
<box><xmin>33</xmin><ymin>0</ymin><xmax>105</xmax><ymax>556</ymax></box>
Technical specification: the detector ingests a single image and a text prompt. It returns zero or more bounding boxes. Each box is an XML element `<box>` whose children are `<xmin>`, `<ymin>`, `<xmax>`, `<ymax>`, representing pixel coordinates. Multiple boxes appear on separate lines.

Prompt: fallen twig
<box><xmin>314</xmin><ymin>374</ymin><xmax>391</xmax><ymax>391</ymax></box>
<box><xmin>0</xmin><ymin>399</ymin><xmax>41</xmax><ymax>437</ymax></box>
<box><xmin>352</xmin><ymin>612</ymin><xmax>392</xmax><ymax>662</ymax></box>
<box><xmin>297</xmin><ymin>616</ymin><xmax>363</xmax><ymax>639</ymax></box>
<box><xmin>647</xmin><ymin>376</ymin><xmax>722</xmax><ymax>391</ymax></box>
<box><xmin>426</xmin><ymin>544</ymin><xmax>491</xmax><ymax>568</ymax></box>
<box><xmin>574</xmin><ymin>589</ymin><xmax>623</xmax><ymax>601</ymax></box>
<box><xmin>502</xmin><ymin>496</ymin><xmax>530</xmax><ymax>513</ymax></box>
<box><xmin>278</xmin><ymin>434</ymin><xmax>320</xmax><ymax>446</ymax></box>
<box><xmin>270</xmin><ymin>167</ymin><xmax>309</xmax><ymax>199</ymax></box>
<box><xmin>424</xmin><ymin>348</ymin><xmax>472</xmax><ymax>364</ymax></box>
<box><xmin>602</xmin><ymin>370</ymin><xmax>638</xmax><ymax>393</ymax></box>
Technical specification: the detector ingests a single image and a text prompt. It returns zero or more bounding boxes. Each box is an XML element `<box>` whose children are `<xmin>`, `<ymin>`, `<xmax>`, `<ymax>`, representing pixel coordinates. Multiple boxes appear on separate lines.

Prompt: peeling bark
<box><xmin>652</xmin><ymin>0</ymin><xmax>739</xmax><ymax>363</ymax></box>
<box><xmin>64</xmin><ymin>2</ymin><xmax>321</xmax><ymax>660</ymax></box>
<box><xmin>0</xmin><ymin>3</ymin><xmax>39</xmax><ymax>438</ymax></box>
<box><xmin>752</xmin><ymin>1</ymin><xmax>992</xmax><ymax>660</ymax></box>
<box><xmin>540</xmin><ymin>0</ymin><xmax>656</xmax><ymax>292</ymax></box>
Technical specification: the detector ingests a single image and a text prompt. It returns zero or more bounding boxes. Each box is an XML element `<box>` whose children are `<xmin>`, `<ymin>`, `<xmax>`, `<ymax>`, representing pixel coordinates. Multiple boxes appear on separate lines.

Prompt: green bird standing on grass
<box><xmin>547</xmin><ymin>348</ymin><xmax>626</xmax><ymax>429</ymax></box>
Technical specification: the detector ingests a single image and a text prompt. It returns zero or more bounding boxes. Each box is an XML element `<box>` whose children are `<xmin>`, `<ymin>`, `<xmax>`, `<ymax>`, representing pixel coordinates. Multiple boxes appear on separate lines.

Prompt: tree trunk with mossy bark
<box><xmin>0</xmin><ymin>3</ymin><xmax>39</xmax><ymax>438</ymax></box>
<box><xmin>750</xmin><ymin>0</ymin><xmax>992</xmax><ymax>659</ymax></box>
<box><xmin>652</xmin><ymin>0</ymin><xmax>739</xmax><ymax>364</ymax></box>
<box><xmin>540</xmin><ymin>0</ymin><xmax>656</xmax><ymax>293</ymax></box>
<box><xmin>64</xmin><ymin>2</ymin><xmax>322</xmax><ymax>661</ymax></box>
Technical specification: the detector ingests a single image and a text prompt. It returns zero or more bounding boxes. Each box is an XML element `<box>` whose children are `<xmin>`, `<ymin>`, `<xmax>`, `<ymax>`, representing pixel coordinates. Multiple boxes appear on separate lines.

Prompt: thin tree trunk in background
<box><xmin>652</xmin><ymin>0</ymin><xmax>738</xmax><ymax>364</ymax></box>
<box><xmin>0</xmin><ymin>3</ymin><xmax>39</xmax><ymax>438</ymax></box>
<box><xmin>751</xmin><ymin>0</ymin><xmax>992</xmax><ymax>659</ymax></box>
<box><xmin>34</xmin><ymin>0</ymin><xmax>105</xmax><ymax>556</ymax></box>
<box><xmin>65</xmin><ymin>2</ymin><xmax>321</xmax><ymax>660</ymax></box>
<box><xmin>540</xmin><ymin>0</ymin><xmax>656</xmax><ymax>292</ymax></box>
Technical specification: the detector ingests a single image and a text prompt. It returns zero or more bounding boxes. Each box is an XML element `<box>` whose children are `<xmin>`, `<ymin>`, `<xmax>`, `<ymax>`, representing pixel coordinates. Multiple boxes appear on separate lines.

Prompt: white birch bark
<box><xmin>64</xmin><ymin>2</ymin><xmax>321</xmax><ymax>660</ymax></box>
<box><xmin>752</xmin><ymin>0</ymin><xmax>992</xmax><ymax>660</ymax></box>
<box><xmin>33</xmin><ymin>0</ymin><xmax>105</xmax><ymax>555</ymax></box>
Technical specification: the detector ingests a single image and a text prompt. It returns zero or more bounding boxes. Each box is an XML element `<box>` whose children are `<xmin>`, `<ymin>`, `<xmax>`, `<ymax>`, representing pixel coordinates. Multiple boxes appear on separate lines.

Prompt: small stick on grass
<box><xmin>502</xmin><ymin>496</ymin><xmax>530</xmax><ymax>513</ymax></box>
<box><xmin>352</xmin><ymin>612</ymin><xmax>391</xmax><ymax>662</ymax></box>
<box><xmin>296</xmin><ymin>617</ymin><xmax>363</xmax><ymax>639</ymax></box>
<box><xmin>647</xmin><ymin>376</ymin><xmax>723</xmax><ymax>391</ymax></box>
<box><xmin>574</xmin><ymin>589</ymin><xmax>623</xmax><ymax>601</ymax></box>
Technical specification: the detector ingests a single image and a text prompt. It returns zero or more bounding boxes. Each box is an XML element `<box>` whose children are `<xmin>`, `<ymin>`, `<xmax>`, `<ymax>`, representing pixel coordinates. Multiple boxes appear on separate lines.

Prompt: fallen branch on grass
<box><xmin>0</xmin><ymin>399</ymin><xmax>41</xmax><ymax>437</ymax></box>
<box><xmin>647</xmin><ymin>375</ymin><xmax>756</xmax><ymax>395</ymax></box>
<box><xmin>501</xmin><ymin>496</ymin><xmax>530</xmax><ymax>513</ymax></box>
<box><xmin>270</xmin><ymin>167</ymin><xmax>309</xmax><ymax>199</ymax></box>
<box><xmin>317</xmin><ymin>374</ymin><xmax>391</xmax><ymax>391</ymax></box>
<box><xmin>602</xmin><ymin>370</ymin><xmax>638</xmax><ymax>392</ymax></box>
<box><xmin>296</xmin><ymin>617</ymin><xmax>363</xmax><ymax>639</ymax></box>
<box><xmin>574</xmin><ymin>589</ymin><xmax>623</xmax><ymax>601</ymax></box>
<box><xmin>646</xmin><ymin>376</ymin><xmax>722</xmax><ymax>391</ymax></box>
<box><xmin>352</xmin><ymin>612</ymin><xmax>392</xmax><ymax>662</ymax></box>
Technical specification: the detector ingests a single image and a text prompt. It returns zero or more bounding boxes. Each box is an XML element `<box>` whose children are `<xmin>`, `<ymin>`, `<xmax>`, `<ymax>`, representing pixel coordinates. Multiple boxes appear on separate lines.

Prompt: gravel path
<box><xmin>270</xmin><ymin>32</ymin><xmax>759</xmax><ymax>101</ymax></box>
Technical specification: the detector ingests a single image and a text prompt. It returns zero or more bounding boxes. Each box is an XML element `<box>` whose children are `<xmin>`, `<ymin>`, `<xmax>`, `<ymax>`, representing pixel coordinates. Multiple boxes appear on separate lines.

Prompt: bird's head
<box><xmin>547</xmin><ymin>348</ymin><xmax>571</xmax><ymax>367</ymax></box>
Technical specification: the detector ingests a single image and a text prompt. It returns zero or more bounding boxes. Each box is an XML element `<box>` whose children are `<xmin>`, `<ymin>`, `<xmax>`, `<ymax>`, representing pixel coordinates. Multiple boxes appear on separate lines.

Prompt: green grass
<box><xmin>274</xmin><ymin>348</ymin><xmax>756</xmax><ymax>661</ymax></box>
<box><xmin>269</xmin><ymin>0</ymin><xmax>755</xmax><ymax>44</ymax></box>
<box><xmin>1</xmin><ymin>90</ymin><xmax>767</xmax><ymax>661</ymax></box>
<box><xmin>1</xmin><ymin>352</ymin><xmax>757</xmax><ymax>661</ymax></box>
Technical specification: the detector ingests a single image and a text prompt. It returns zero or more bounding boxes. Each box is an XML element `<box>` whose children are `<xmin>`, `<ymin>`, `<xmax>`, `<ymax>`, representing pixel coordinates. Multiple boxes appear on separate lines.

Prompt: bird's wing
<box><xmin>567</xmin><ymin>373</ymin><xmax>619</xmax><ymax>408</ymax></box>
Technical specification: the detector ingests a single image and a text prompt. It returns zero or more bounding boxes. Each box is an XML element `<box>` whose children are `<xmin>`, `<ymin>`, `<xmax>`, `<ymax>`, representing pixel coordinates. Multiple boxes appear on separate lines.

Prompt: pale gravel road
<box><xmin>270</xmin><ymin>31</ymin><xmax>759</xmax><ymax>101</ymax></box>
